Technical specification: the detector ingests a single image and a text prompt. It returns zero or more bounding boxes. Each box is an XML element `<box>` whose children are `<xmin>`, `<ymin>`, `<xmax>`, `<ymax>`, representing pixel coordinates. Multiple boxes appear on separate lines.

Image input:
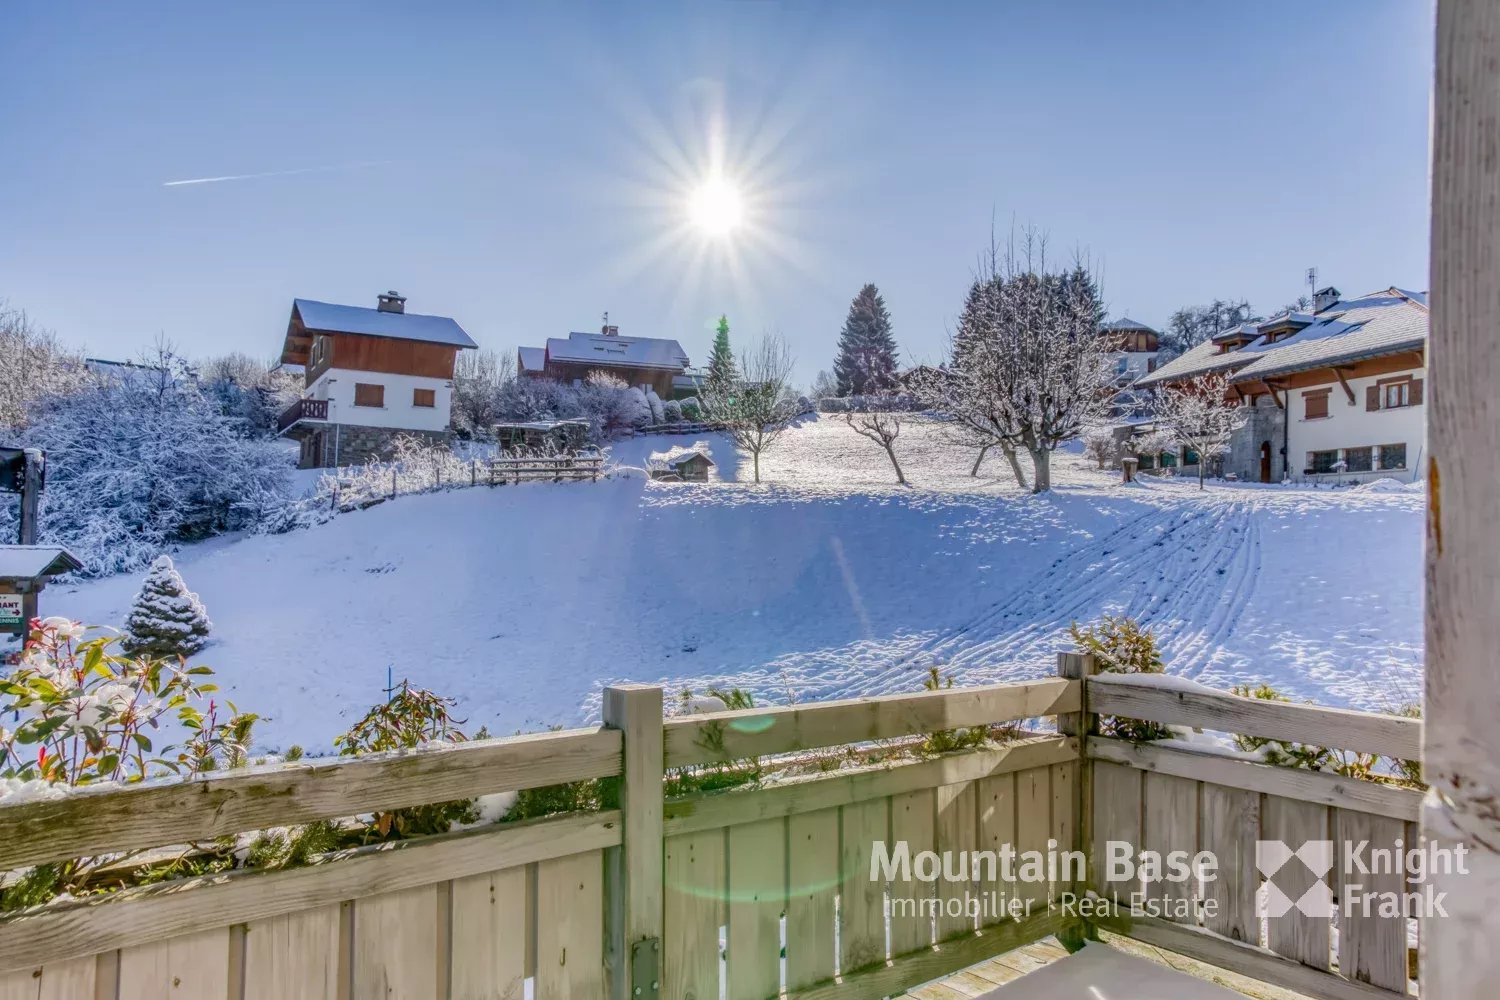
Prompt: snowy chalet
<box><xmin>1135</xmin><ymin>286</ymin><xmax>1427</xmax><ymax>484</ymax></box>
<box><xmin>517</xmin><ymin>322</ymin><xmax>693</xmax><ymax>399</ymax></box>
<box><xmin>276</xmin><ymin>292</ymin><xmax>478</xmax><ymax>468</ymax></box>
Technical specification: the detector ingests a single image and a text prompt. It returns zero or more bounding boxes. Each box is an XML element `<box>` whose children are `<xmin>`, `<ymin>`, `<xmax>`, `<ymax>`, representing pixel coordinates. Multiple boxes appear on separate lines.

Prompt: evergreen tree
<box><xmin>705</xmin><ymin>315</ymin><xmax>737</xmax><ymax>393</ymax></box>
<box><xmin>833</xmin><ymin>284</ymin><xmax>898</xmax><ymax>396</ymax></box>
<box><xmin>122</xmin><ymin>555</ymin><xmax>213</xmax><ymax>657</ymax></box>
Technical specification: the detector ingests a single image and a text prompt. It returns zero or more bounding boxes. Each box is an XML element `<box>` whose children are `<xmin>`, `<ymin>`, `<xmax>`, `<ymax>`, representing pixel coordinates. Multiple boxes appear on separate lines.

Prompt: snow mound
<box><xmin>1352</xmin><ymin>477</ymin><xmax>1409</xmax><ymax>493</ymax></box>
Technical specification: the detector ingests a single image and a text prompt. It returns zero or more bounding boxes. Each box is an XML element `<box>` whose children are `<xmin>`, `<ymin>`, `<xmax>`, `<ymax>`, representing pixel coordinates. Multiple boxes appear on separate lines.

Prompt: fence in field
<box><xmin>637</xmin><ymin>422</ymin><xmax>723</xmax><ymax>436</ymax></box>
<box><xmin>488</xmin><ymin>455</ymin><xmax>604</xmax><ymax>484</ymax></box>
<box><xmin>0</xmin><ymin>660</ymin><xmax>1421</xmax><ymax>999</ymax></box>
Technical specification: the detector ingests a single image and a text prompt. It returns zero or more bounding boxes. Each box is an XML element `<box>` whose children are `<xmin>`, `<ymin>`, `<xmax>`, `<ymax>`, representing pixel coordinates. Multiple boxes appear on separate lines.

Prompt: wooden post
<box><xmin>602</xmin><ymin>684</ymin><xmax>664</xmax><ymax>1000</ymax></box>
<box><xmin>1424</xmin><ymin>3</ymin><xmax>1500</xmax><ymax>996</ymax></box>
<box><xmin>18</xmin><ymin>449</ymin><xmax>42</xmax><ymax>546</ymax></box>
<box><xmin>1057</xmin><ymin>651</ymin><xmax>1097</xmax><ymax>949</ymax></box>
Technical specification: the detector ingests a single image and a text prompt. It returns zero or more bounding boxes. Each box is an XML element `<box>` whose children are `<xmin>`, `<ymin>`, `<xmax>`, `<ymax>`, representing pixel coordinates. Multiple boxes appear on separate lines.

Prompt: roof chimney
<box><xmin>377</xmin><ymin>291</ymin><xmax>406</xmax><ymax>314</ymax></box>
<box><xmin>602</xmin><ymin>323</ymin><xmax>619</xmax><ymax>336</ymax></box>
<box><xmin>1313</xmin><ymin>286</ymin><xmax>1340</xmax><ymax>314</ymax></box>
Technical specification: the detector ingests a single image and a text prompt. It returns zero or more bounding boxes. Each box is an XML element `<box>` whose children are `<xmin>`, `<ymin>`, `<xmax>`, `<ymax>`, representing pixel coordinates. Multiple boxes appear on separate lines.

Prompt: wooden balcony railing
<box><xmin>276</xmin><ymin>397</ymin><xmax>329</xmax><ymax>433</ymax></box>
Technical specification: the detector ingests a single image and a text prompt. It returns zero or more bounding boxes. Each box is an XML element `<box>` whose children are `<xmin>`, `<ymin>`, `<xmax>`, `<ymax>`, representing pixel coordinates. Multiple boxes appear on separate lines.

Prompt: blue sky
<box><xmin>1</xmin><ymin>1</ymin><xmax>1433</xmax><ymax>384</ymax></box>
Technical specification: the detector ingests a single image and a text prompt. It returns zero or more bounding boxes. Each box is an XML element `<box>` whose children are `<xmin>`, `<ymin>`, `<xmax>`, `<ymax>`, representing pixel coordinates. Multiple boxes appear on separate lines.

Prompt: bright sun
<box><xmin>687</xmin><ymin>176</ymin><xmax>744</xmax><ymax>237</ymax></box>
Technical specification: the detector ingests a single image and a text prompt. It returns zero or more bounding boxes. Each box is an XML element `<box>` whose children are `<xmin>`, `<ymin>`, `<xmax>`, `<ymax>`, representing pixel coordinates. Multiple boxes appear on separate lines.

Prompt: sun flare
<box><xmin>687</xmin><ymin>176</ymin><xmax>744</xmax><ymax>237</ymax></box>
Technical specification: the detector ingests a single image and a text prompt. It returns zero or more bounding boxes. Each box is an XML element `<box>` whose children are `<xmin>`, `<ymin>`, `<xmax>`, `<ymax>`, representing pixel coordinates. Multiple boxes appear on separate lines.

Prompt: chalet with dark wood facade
<box><xmin>518</xmin><ymin>324</ymin><xmax>692</xmax><ymax>399</ymax></box>
<box><xmin>1135</xmin><ymin>286</ymin><xmax>1428</xmax><ymax>483</ymax></box>
<box><xmin>277</xmin><ymin>292</ymin><xmax>478</xmax><ymax>468</ymax></box>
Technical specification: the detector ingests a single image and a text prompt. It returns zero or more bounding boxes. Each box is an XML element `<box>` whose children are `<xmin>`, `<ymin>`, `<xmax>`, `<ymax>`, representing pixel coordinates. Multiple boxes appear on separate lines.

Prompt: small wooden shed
<box><xmin>648</xmin><ymin>445</ymin><xmax>715</xmax><ymax>482</ymax></box>
<box><xmin>0</xmin><ymin>545</ymin><xmax>83</xmax><ymax>636</ymax></box>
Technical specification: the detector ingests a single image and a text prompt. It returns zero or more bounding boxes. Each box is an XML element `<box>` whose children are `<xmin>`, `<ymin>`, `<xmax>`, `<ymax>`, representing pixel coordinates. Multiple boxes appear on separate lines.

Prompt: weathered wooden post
<box><xmin>602</xmin><ymin>684</ymin><xmax>664</xmax><ymax>1000</ymax></box>
<box><xmin>1121</xmin><ymin>457</ymin><xmax>1138</xmax><ymax>484</ymax></box>
<box><xmin>1056</xmin><ymin>651</ymin><xmax>1097</xmax><ymax>948</ymax></box>
<box><xmin>1423</xmin><ymin>3</ymin><xmax>1500</xmax><ymax>995</ymax></box>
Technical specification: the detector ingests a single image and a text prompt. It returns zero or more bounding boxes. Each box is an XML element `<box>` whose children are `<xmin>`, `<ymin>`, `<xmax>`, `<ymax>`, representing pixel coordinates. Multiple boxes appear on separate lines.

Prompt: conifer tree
<box><xmin>122</xmin><ymin>554</ymin><xmax>213</xmax><ymax>657</ymax></box>
<box><xmin>705</xmin><ymin>315</ymin><xmax>737</xmax><ymax>393</ymax></box>
<box><xmin>833</xmin><ymin>284</ymin><xmax>898</xmax><ymax>396</ymax></box>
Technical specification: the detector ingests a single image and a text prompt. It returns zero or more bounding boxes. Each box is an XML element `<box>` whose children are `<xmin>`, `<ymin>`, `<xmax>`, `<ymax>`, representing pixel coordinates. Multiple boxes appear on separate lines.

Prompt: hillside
<box><xmin>43</xmin><ymin>416</ymin><xmax>1425</xmax><ymax>750</ymax></box>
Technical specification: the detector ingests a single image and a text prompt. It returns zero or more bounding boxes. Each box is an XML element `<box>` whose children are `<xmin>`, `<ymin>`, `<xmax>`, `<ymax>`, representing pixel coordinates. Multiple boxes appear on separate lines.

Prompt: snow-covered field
<box><xmin>41</xmin><ymin>415</ymin><xmax>1425</xmax><ymax>751</ymax></box>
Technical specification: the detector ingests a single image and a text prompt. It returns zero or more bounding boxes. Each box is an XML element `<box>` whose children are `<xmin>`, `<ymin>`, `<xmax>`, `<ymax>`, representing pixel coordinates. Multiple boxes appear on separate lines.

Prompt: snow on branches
<box><xmin>1153</xmin><ymin>371</ymin><xmax>1248</xmax><ymax>489</ymax></box>
<box><xmin>122</xmin><ymin>554</ymin><xmax>213</xmax><ymax>657</ymax></box>
<box><xmin>844</xmin><ymin>393</ymin><xmax>909</xmax><ymax>485</ymax></box>
<box><xmin>700</xmin><ymin>333</ymin><xmax>799</xmax><ymax>484</ymax></box>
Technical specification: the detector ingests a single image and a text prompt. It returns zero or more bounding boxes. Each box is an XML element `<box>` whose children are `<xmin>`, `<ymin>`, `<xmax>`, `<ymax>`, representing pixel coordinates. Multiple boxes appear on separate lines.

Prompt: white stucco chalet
<box><xmin>1135</xmin><ymin>287</ymin><xmax>1428</xmax><ymax>484</ymax></box>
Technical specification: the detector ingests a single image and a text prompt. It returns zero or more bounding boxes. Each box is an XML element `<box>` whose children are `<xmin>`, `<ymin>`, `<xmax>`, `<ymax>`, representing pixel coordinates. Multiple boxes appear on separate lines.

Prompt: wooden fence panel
<box><xmin>0</xmin><ymin>956</ymin><xmax>99</xmax><ymax>1000</ymax></box>
<box><xmin>1015</xmin><ymin>766</ymin><xmax>1051</xmax><ymax>917</ymax></box>
<box><xmin>450</xmin><ymin>869</ymin><xmax>527</xmax><ymax>1000</ymax></box>
<box><xmin>975</xmin><ymin>772</ymin><xmax>1016</xmax><ymax>928</ymax></box>
<box><xmin>535</xmin><ymin>851</ymin><xmax>605</xmax><ymax>998</ymax></box>
<box><xmin>1263</xmin><ymin>795</ymin><xmax>1332</xmax><ymax>971</ymax></box>
<box><xmin>1092</xmin><ymin>761</ymin><xmax>1141</xmax><ymax>902</ymax></box>
<box><xmin>785</xmin><ymin>809</ymin><xmax>838</xmax><ymax>992</ymax></box>
<box><xmin>935</xmin><ymin>782</ymin><xmax>977</xmax><ymax>942</ymax></box>
<box><xmin>352</xmin><ymin>885</ymin><xmax>440</xmax><ymax>1000</ymax></box>
<box><xmin>1142</xmin><ymin>773</ymin><xmax>1199</xmax><ymax>923</ymax></box>
<box><xmin>118</xmin><ymin>928</ymin><xmax>232</xmax><ymax>1000</ymax></box>
<box><xmin>1050</xmin><ymin>761</ymin><xmax>1076</xmax><ymax>903</ymax></box>
<box><xmin>889</xmin><ymin>789</ymin><xmax>935</xmax><ymax>953</ymax></box>
<box><xmin>1199</xmin><ymin>783</ymin><xmax>1259</xmax><ymax>945</ymax></box>
<box><xmin>1334</xmin><ymin>811</ymin><xmax>1408</xmax><ymax>993</ymax></box>
<box><xmin>726</xmin><ymin>819</ymin><xmax>785</xmax><ymax>1000</ymax></box>
<box><xmin>243</xmin><ymin>904</ymin><xmax>344</xmax><ymax>1000</ymax></box>
<box><xmin>838</xmin><ymin>798</ymin><xmax>888</xmax><ymax>975</ymax></box>
<box><xmin>664</xmin><ymin>831</ymin><xmax>725</xmax><ymax>1000</ymax></box>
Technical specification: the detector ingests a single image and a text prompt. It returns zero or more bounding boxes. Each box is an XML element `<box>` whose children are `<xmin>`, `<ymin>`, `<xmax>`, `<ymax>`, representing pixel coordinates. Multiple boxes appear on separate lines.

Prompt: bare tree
<box><xmin>1080</xmin><ymin>424</ymin><xmax>1118</xmax><ymax>470</ymax></box>
<box><xmin>1153</xmin><ymin>371</ymin><xmax>1247</xmax><ymax>490</ymax></box>
<box><xmin>452</xmin><ymin>348</ymin><xmax>516</xmax><ymax>438</ymax></box>
<box><xmin>909</xmin><ymin>364</ymin><xmax>1030</xmax><ymax>487</ymax></box>
<box><xmin>0</xmin><ymin>302</ymin><xmax>89</xmax><ymax>430</ymax></box>
<box><xmin>844</xmin><ymin>394</ymin><xmax>908</xmax><ymax>485</ymax></box>
<box><xmin>701</xmin><ymin>333</ymin><xmax>797</xmax><ymax>483</ymax></box>
<box><xmin>920</xmin><ymin>230</ymin><xmax>1114</xmax><ymax>493</ymax></box>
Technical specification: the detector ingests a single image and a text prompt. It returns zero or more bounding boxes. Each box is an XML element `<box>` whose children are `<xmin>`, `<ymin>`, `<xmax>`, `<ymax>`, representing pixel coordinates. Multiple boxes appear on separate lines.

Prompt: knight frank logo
<box><xmin>1255</xmin><ymin>839</ymin><xmax>1335</xmax><ymax>918</ymax></box>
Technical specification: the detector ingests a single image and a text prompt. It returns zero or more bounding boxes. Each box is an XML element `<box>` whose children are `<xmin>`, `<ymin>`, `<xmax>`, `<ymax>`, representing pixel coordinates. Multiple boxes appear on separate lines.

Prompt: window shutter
<box><xmin>1410</xmin><ymin>378</ymin><xmax>1424</xmax><ymax>406</ymax></box>
<box><xmin>1366</xmin><ymin>385</ymin><xmax>1381</xmax><ymax>411</ymax></box>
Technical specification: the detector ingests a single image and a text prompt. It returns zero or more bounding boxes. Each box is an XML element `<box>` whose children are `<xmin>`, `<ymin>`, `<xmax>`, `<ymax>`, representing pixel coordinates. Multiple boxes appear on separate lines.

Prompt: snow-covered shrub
<box><xmin>122</xmin><ymin>555</ymin><xmax>213</xmax><ymax>657</ymax></box>
<box><xmin>662</xmin><ymin>399</ymin><xmax>683</xmax><ymax>423</ymax></box>
<box><xmin>817</xmin><ymin>395</ymin><xmax>852</xmax><ymax>413</ymax></box>
<box><xmin>625</xmin><ymin>387</ymin><xmax>653</xmax><ymax>430</ymax></box>
<box><xmin>1080</xmin><ymin>425</ymin><xmax>1118</xmax><ymax>469</ymax></box>
<box><xmin>7</xmin><ymin>347</ymin><xmax>291</xmax><ymax>576</ymax></box>
<box><xmin>645</xmin><ymin>387</ymin><xmax>666</xmax><ymax>425</ymax></box>
<box><xmin>494</xmin><ymin>376</ymin><xmax>584</xmax><ymax>423</ymax></box>
<box><xmin>679</xmin><ymin>396</ymin><xmax>702</xmax><ymax>421</ymax></box>
<box><xmin>1068</xmin><ymin>615</ymin><xmax>1172</xmax><ymax>742</ymax></box>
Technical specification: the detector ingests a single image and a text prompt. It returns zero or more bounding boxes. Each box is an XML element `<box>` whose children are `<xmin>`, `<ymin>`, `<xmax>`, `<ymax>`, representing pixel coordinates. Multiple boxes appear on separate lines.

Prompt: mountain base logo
<box><xmin>1255</xmin><ymin>838</ymin><xmax>1466</xmax><ymax>919</ymax></box>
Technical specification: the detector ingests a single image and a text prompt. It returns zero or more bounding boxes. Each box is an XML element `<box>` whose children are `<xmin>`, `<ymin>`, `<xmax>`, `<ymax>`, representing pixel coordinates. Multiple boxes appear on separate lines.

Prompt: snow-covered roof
<box><xmin>1100</xmin><ymin>317</ymin><xmax>1159</xmax><ymax>334</ymax></box>
<box><xmin>291</xmin><ymin>299</ymin><xmax>478</xmax><ymax>350</ymax></box>
<box><xmin>544</xmin><ymin>332</ymin><xmax>690</xmax><ymax>372</ymax></box>
<box><xmin>1136</xmin><ymin>289</ymin><xmax>1427</xmax><ymax>388</ymax></box>
<box><xmin>1231</xmin><ymin>291</ymin><xmax>1427</xmax><ymax>382</ymax></box>
<box><xmin>0</xmin><ymin>545</ymin><xmax>83</xmax><ymax>580</ymax></box>
<box><xmin>517</xmin><ymin>346</ymin><xmax>545</xmax><ymax>373</ymax></box>
<box><xmin>647</xmin><ymin>443</ymin><xmax>715</xmax><ymax>469</ymax></box>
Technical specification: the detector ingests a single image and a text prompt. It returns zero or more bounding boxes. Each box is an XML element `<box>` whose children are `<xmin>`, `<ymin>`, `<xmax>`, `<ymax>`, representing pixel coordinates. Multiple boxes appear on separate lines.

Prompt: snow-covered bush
<box><xmin>645</xmin><ymin>387</ymin><xmax>666</xmax><ymax>425</ymax></box>
<box><xmin>1068</xmin><ymin>615</ymin><xmax>1172</xmax><ymax>742</ymax></box>
<box><xmin>5</xmin><ymin>347</ymin><xmax>291</xmax><ymax>576</ymax></box>
<box><xmin>679</xmin><ymin>396</ymin><xmax>702</xmax><ymax>421</ymax></box>
<box><xmin>494</xmin><ymin>376</ymin><xmax>584</xmax><ymax>423</ymax></box>
<box><xmin>1080</xmin><ymin>425</ymin><xmax>1118</xmax><ymax>469</ymax></box>
<box><xmin>662</xmin><ymin>399</ymin><xmax>683</xmax><ymax>423</ymax></box>
<box><xmin>122</xmin><ymin>555</ymin><xmax>213</xmax><ymax>657</ymax></box>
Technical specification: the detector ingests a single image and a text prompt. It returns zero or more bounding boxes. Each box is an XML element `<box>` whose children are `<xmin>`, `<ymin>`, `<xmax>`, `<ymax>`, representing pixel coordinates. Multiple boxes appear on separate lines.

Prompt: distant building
<box><xmin>276</xmin><ymin>291</ymin><xmax>478</xmax><ymax>468</ymax></box>
<box><xmin>518</xmin><ymin>323</ymin><xmax>693</xmax><ymax>399</ymax></box>
<box><xmin>1135</xmin><ymin>287</ymin><xmax>1428</xmax><ymax>484</ymax></box>
<box><xmin>1098</xmin><ymin>318</ymin><xmax>1161</xmax><ymax>385</ymax></box>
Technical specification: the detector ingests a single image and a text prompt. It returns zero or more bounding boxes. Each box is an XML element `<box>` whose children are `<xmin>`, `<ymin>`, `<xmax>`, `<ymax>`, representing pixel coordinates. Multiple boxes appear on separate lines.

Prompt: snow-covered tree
<box><xmin>809</xmin><ymin>369</ymin><xmax>838</xmax><ymax>401</ymax></box>
<box><xmin>679</xmin><ymin>396</ymin><xmax>702</xmax><ymax>421</ymax></box>
<box><xmin>122</xmin><ymin>555</ymin><xmax>213</xmax><ymax>657</ymax></box>
<box><xmin>833</xmin><ymin>284</ymin><xmax>898</xmax><ymax>397</ymax></box>
<box><xmin>644</xmin><ymin>387</ymin><xmax>666</xmax><ymax>425</ymax></box>
<box><xmin>1080</xmin><ymin>424</ymin><xmax>1119</xmax><ymax>470</ymax></box>
<box><xmin>845</xmin><ymin>393</ymin><xmax>908</xmax><ymax>485</ymax></box>
<box><xmin>701</xmin><ymin>333</ymin><xmax>798</xmax><ymax>483</ymax></box>
<box><xmin>1153</xmin><ymin>371</ymin><xmax>1248</xmax><ymax>490</ymax></box>
<box><xmin>1123</xmin><ymin>426</ymin><xmax>1176</xmax><ymax>465</ymax></box>
<box><xmin>9</xmin><ymin>342</ymin><xmax>291</xmax><ymax>575</ymax></box>
<box><xmin>922</xmin><ymin>232</ymin><xmax>1113</xmax><ymax>493</ymax></box>
<box><xmin>199</xmin><ymin>352</ymin><xmax>302</xmax><ymax>438</ymax></box>
<box><xmin>0</xmin><ymin>301</ymin><xmax>90</xmax><ymax>431</ymax></box>
<box><xmin>450</xmin><ymin>349</ymin><xmax>516</xmax><ymax>438</ymax></box>
<box><xmin>1161</xmin><ymin>299</ymin><xmax>1255</xmax><ymax>362</ymax></box>
<box><xmin>705</xmin><ymin>315</ymin><xmax>737</xmax><ymax>394</ymax></box>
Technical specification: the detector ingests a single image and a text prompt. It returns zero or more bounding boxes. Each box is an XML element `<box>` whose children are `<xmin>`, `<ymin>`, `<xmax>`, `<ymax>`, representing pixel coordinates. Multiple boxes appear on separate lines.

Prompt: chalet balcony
<box><xmin>276</xmin><ymin>397</ymin><xmax>328</xmax><ymax>435</ymax></box>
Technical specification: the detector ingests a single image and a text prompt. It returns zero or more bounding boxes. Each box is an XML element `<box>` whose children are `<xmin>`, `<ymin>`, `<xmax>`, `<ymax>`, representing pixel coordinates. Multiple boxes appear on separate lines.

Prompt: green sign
<box><xmin>0</xmin><ymin>593</ymin><xmax>22</xmax><ymax>632</ymax></box>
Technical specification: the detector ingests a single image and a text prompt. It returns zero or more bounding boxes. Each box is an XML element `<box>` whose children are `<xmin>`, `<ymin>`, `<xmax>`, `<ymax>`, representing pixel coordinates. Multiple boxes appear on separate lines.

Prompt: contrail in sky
<box><xmin>163</xmin><ymin>160</ymin><xmax>391</xmax><ymax>187</ymax></box>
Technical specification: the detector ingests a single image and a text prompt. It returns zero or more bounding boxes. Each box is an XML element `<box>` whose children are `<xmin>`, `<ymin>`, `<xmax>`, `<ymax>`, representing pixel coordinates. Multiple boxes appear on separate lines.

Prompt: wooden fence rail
<box><xmin>0</xmin><ymin>663</ymin><xmax>1424</xmax><ymax>999</ymax></box>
